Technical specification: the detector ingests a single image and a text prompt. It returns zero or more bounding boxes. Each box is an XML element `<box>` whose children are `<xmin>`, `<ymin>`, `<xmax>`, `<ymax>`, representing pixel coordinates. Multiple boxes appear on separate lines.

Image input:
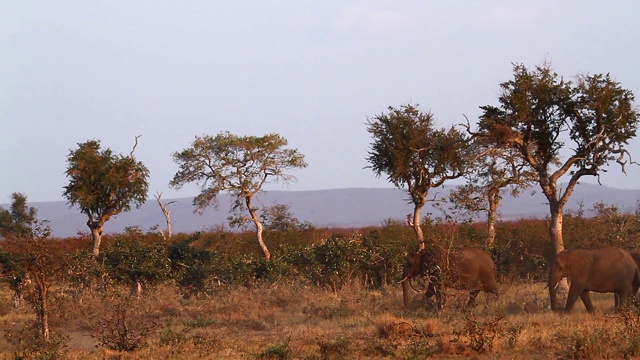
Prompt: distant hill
<box><xmin>8</xmin><ymin>184</ymin><xmax>640</xmax><ymax>238</ymax></box>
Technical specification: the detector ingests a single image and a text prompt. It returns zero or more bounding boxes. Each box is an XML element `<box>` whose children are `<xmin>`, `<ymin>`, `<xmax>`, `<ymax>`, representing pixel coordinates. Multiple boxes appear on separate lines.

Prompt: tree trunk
<box><xmin>549</xmin><ymin>205</ymin><xmax>565</xmax><ymax>254</ymax></box>
<box><xmin>486</xmin><ymin>193</ymin><xmax>499</xmax><ymax>248</ymax></box>
<box><xmin>408</xmin><ymin>204</ymin><xmax>425</xmax><ymax>250</ymax></box>
<box><xmin>155</xmin><ymin>192</ymin><xmax>174</xmax><ymax>240</ymax></box>
<box><xmin>246</xmin><ymin>196</ymin><xmax>270</xmax><ymax>260</ymax></box>
<box><xmin>90</xmin><ymin>227</ymin><xmax>102</xmax><ymax>257</ymax></box>
<box><xmin>485</xmin><ymin>187</ymin><xmax>504</xmax><ymax>248</ymax></box>
<box><xmin>548</xmin><ymin>203</ymin><xmax>569</xmax><ymax>297</ymax></box>
<box><xmin>487</xmin><ymin>217</ymin><xmax>496</xmax><ymax>248</ymax></box>
<box><xmin>32</xmin><ymin>272</ymin><xmax>49</xmax><ymax>341</ymax></box>
<box><xmin>88</xmin><ymin>218</ymin><xmax>105</xmax><ymax>257</ymax></box>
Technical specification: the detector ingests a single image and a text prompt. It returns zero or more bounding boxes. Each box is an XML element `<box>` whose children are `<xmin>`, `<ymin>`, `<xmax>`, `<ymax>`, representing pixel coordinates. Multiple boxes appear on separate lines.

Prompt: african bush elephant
<box><xmin>549</xmin><ymin>246</ymin><xmax>640</xmax><ymax>314</ymax></box>
<box><xmin>399</xmin><ymin>247</ymin><xmax>498</xmax><ymax>308</ymax></box>
<box><xmin>614</xmin><ymin>250</ymin><xmax>640</xmax><ymax>305</ymax></box>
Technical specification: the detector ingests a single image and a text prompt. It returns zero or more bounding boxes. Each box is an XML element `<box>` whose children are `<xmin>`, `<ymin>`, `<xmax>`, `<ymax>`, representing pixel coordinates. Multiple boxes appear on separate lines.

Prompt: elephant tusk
<box><xmin>398</xmin><ymin>276</ymin><xmax>410</xmax><ymax>284</ymax></box>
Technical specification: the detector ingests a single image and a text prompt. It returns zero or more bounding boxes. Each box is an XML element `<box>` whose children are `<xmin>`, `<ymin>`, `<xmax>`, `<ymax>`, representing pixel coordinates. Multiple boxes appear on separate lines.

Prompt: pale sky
<box><xmin>2</xmin><ymin>1</ymin><xmax>640</xmax><ymax>203</ymax></box>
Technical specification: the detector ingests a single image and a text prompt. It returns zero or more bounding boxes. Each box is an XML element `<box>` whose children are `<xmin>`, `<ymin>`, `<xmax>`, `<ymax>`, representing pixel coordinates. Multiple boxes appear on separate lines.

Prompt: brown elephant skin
<box><xmin>400</xmin><ymin>247</ymin><xmax>498</xmax><ymax>308</ymax></box>
<box><xmin>549</xmin><ymin>246</ymin><xmax>640</xmax><ymax>314</ymax></box>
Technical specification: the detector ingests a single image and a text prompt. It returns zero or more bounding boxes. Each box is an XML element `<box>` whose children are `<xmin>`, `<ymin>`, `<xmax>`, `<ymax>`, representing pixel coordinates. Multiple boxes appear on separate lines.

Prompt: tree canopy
<box><xmin>477</xmin><ymin>62</ymin><xmax>639</xmax><ymax>253</ymax></box>
<box><xmin>366</xmin><ymin>104</ymin><xmax>471</xmax><ymax>249</ymax></box>
<box><xmin>170</xmin><ymin>131</ymin><xmax>307</xmax><ymax>259</ymax></box>
<box><xmin>63</xmin><ymin>139</ymin><xmax>149</xmax><ymax>256</ymax></box>
<box><xmin>0</xmin><ymin>193</ymin><xmax>38</xmax><ymax>239</ymax></box>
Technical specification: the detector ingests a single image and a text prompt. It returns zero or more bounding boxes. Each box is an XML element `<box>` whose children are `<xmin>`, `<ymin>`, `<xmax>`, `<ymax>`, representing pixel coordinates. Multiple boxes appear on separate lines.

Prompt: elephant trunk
<box><xmin>401</xmin><ymin>278</ymin><xmax>412</xmax><ymax>307</ymax></box>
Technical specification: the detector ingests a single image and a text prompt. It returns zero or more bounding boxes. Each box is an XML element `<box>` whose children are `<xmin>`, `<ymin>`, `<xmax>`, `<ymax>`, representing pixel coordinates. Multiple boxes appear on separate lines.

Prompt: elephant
<box><xmin>399</xmin><ymin>247</ymin><xmax>498</xmax><ymax>308</ymax></box>
<box><xmin>548</xmin><ymin>246</ymin><xmax>640</xmax><ymax>314</ymax></box>
<box><xmin>613</xmin><ymin>250</ymin><xmax>640</xmax><ymax>305</ymax></box>
<box><xmin>631</xmin><ymin>251</ymin><xmax>640</xmax><ymax>266</ymax></box>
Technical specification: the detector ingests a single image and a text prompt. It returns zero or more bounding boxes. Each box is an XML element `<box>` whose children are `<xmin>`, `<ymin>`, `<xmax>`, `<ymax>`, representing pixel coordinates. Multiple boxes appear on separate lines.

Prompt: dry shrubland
<box><xmin>1</xmin><ymin>211</ymin><xmax>640</xmax><ymax>359</ymax></box>
<box><xmin>0</xmin><ymin>280</ymin><xmax>638</xmax><ymax>359</ymax></box>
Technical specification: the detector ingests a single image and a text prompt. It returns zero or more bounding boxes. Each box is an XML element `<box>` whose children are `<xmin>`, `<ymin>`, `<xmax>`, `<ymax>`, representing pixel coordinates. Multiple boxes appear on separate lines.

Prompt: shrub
<box><xmin>452</xmin><ymin>313</ymin><xmax>504</xmax><ymax>353</ymax></box>
<box><xmin>4</xmin><ymin>323</ymin><xmax>69</xmax><ymax>360</ymax></box>
<box><xmin>257</xmin><ymin>339</ymin><xmax>291</xmax><ymax>359</ymax></box>
<box><xmin>101</xmin><ymin>239</ymin><xmax>172</xmax><ymax>294</ymax></box>
<box><xmin>86</xmin><ymin>288</ymin><xmax>160</xmax><ymax>351</ymax></box>
<box><xmin>167</xmin><ymin>237</ymin><xmax>216</xmax><ymax>297</ymax></box>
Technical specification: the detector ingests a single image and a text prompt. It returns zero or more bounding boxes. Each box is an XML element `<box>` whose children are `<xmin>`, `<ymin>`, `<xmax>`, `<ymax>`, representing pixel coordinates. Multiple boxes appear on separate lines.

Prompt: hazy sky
<box><xmin>3</xmin><ymin>1</ymin><xmax>640</xmax><ymax>203</ymax></box>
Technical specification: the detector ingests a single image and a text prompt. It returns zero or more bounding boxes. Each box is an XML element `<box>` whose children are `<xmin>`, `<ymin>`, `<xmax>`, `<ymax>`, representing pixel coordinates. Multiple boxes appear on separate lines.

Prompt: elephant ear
<box><xmin>568</xmin><ymin>250</ymin><xmax>593</xmax><ymax>279</ymax></box>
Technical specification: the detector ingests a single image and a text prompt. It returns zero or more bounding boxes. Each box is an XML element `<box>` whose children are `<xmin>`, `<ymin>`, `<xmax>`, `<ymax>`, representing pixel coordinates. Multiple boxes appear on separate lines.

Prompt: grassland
<box><xmin>0</xmin><ymin>279</ymin><xmax>637</xmax><ymax>359</ymax></box>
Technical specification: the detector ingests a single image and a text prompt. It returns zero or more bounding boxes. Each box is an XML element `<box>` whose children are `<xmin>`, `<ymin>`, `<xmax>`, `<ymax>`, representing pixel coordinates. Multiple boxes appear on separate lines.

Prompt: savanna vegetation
<box><xmin>2</xmin><ymin>61</ymin><xmax>640</xmax><ymax>359</ymax></box>
<box><xmin>0</xmin><ymin>202</ymin><xmax>640</xmax><ymax>359</ymax></box>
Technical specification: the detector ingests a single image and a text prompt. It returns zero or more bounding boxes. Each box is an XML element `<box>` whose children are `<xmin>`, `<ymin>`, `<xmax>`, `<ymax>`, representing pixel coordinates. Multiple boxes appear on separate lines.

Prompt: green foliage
<box><xmin>360</xmin><ymin>230</ymin><xmax>407</xmax><ymax>287</ymax></box>
<box><xmin>214</xmin><ymin>254</ymin><xmax>292</xmax><ymax>286</ymax></box>
<box><xmin>365</xmin><ymin>104</ymin><xmax>470</xmax><ymax>206</ymax></box>
<box><xmin>167</xmin><ymin>236</ymin><xmax>216</xmax><ymax>297</ymax></box>
<box><xmin>4</xmin><ymin>324</ymin><xmax>69</xmax><ymax>360</ymax></box>
<box><xmin>63</xmin><ymin>139</ymin><xmax>149</xmax><ymax>256</ymax></box>
<box><xmin>101</xmin><ymin>239</ymin><xmax>171</xmax><ymax>291</ymax></box>
<box><xmin>0</xmin><ymin>193</ymin><xmax>38</xmax><ymax>239</ymax></box>
<box><xmin>257</xmin><ymin>339</ymin><xmax>291</xmax><ymax>360</ymax></box>
<box><xmin>169</xmin><ymin>131</ymin><xmax>307</xmax><ymax>213</ymax></box>
<box><xmin>307</xmin><ymin>234</ymin><xmax>362</xmax><ymax>290</ymax></box>
<box><xmin>490</xmin><ymin>219</ymin><xmax>554</xmax><ymax>281</ymax></box>
<box><xmin>478</xmin><ymin>62</ymin><xmax>640</xmax><ymax>252</ymax></box>
<box><xmin>260</xmin><ymin>204</ymin><xmax>314</xmax><ymax>231</ymax></box>
<box><xmin>67</xmin><ymin>250</ymin><xmax>110</xmax><ymax>295</ymax></box>
<box><xmin>589</xmin><ymin>201</ymin><xmax>640</xmax><ymax>246</ymax></box>
<box><xmin>63</xmin><ymin>139</ymin><xmax>149</xmax><ymax>226</ymax></box>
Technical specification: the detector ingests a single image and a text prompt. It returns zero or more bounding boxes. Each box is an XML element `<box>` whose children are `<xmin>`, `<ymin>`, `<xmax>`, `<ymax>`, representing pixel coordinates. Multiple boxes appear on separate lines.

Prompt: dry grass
<box><xmin>0</xmin><ymin>280</ymin><xmax>637</xmax><ymax>359</ymax></box>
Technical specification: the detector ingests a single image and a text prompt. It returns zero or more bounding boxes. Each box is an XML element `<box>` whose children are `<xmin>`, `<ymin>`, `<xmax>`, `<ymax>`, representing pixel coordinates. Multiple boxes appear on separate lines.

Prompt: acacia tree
<box><xmin>448</xmin><ymin>136</ymin><xmax>536</xmax><ymax>247</ymax></box>
<box><xmin>477</xmin><ymin>63</ymin><xmax>639</xmax><ymax>255</ymax></box>
<box><xmin>63</xmin><ymin>138</ymin><xmax>149</xmax><ymax>256</ymax></box>
<box><xmin>260</xmin><ymin>204</ymin><xmax>313</xmax><ymax>231</ymax></box>
<box><xmin>0</xmin><ymin>192</ymin><xmax>37</xmax><ymax>239</ymax></box>
<box><xmin>169</xmin><ymin>131</ymin><xmax>307</xmax><ymax>260</ymax></box>
<box><xmin>0</xmin><ymin>194</ymin><xmax>56</xmax><ymax>343</ymax></box>
<box><xmin>366</xmin><ymin>104</ymin><xmax>471</xmax><ymax>250</ymax></box>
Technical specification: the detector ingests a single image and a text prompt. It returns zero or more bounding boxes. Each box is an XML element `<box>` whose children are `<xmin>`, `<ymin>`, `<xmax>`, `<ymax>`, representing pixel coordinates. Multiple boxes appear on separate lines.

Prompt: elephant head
<box><xmin>400</xmin><ymin>247</ymin><xmax>497</xmax><ymax>308</ymax></box>
<box><xmin>399</xmin><ymin>249</ymin><xmax>432</xmax><ymax>307</ymax></box>
<box><xmin>548</xmin><ymin>250</ymin><xmax>572</xmax><ymax>312</ymax></box>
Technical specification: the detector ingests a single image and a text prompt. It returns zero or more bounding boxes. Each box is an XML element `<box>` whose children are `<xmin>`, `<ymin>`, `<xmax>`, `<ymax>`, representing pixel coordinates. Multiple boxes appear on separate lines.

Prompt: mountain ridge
<box><xmin>6</xmin><ymin>184</ymin><xmax>640</xmax><ymax>238</ymax></box>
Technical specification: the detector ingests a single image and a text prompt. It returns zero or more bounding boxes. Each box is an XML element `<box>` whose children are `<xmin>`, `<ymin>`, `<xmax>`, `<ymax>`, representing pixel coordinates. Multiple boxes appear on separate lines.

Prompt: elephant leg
<box><xmin>425</xmin><ymin>283</ymin><xmax>436</xmax><ymax>300</ymax></box>
<box><xmin>579</xmin><ymin>291</ymin><xmax>595</xmax><ymax>314</ymax></box>
<box><xmin>467</xmin><ymin>290</ymin><xmax>480</xmax><ymax>307</ymax></box>
<box><xmin>564</xmin><ymin>284</ymin><xmax>584</xmax><ymax>313</ymax></box>
<box><xmin>616</xmin><ymin>289</ymin><xmax>630</xmax><ymax>310</ymax></box>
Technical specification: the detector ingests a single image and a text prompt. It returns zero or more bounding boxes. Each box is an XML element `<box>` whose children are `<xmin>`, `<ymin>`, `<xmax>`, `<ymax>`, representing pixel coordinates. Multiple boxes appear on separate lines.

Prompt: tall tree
<box><xmin>63</xmin><ymin>138</ymin><xmax>149</xmax><ymax>256</ymax></box>
<box><xmin>448</xmin><ymin>135</ymin><xmax>535</xmax><ymax>248</ymax></box>
<box><xmin>366</xmin><ymin>104</ymin><xmax>471</xmax><ymax>250</ymax></box>
<box><xmin>169</xmin><ymin>131</ymin><xmax>307</xmax><ymax>260</ymax></box>
<box><xmin>0</xmin><ymin>194</ymin><xmax>55</xmax><ymax>342</ymax></box>
<box><xmin>477</xmin><ymin>63</ymin><xmax>639</xmax><ymax>255</ymax></box>
<box><xmin>0</xmin><ymin>192</ymin><xmax>37</xmax><ymax>239</ymax></box>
